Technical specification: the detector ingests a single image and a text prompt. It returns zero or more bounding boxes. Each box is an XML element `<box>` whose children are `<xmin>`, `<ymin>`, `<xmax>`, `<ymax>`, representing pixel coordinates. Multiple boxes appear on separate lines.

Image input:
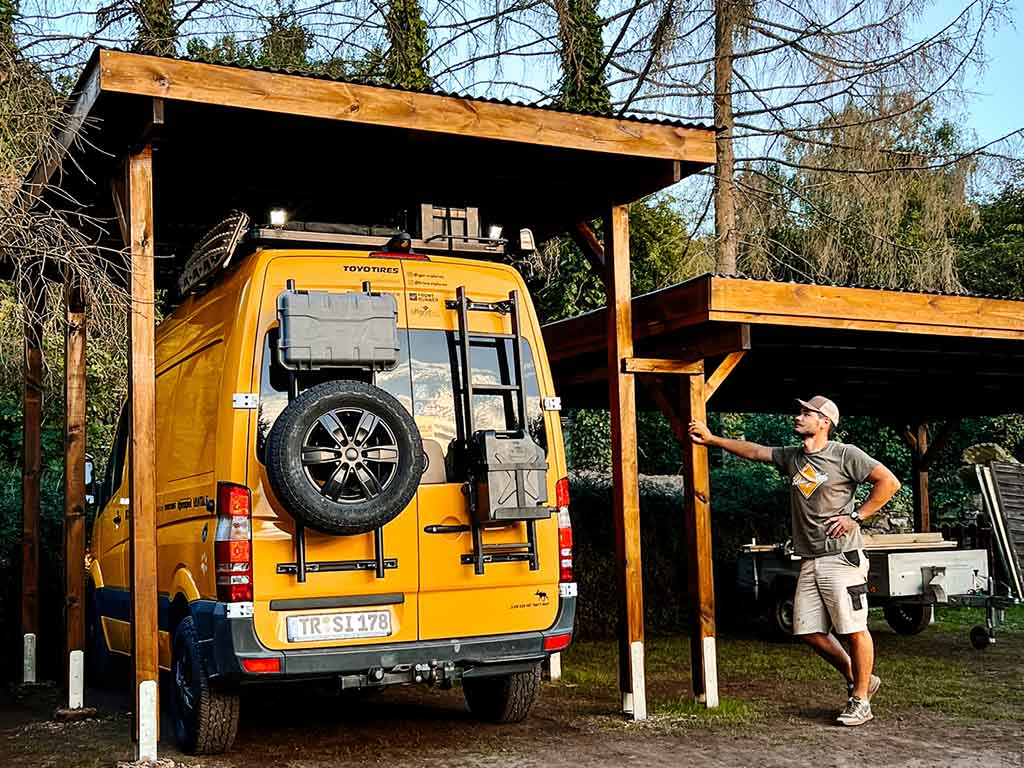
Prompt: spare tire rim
<box><xmin>301</xmin><ymin>406</ymin><xmax>400</xmax><ymax>503</ymax></box>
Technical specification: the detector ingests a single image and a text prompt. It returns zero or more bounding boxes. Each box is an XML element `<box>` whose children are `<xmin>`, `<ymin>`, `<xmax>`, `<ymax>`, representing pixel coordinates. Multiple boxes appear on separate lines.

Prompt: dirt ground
<box><xmin>2</xmin><ymin>616</ymin><xmax>1023</xmax><ymax>768</ymax></box>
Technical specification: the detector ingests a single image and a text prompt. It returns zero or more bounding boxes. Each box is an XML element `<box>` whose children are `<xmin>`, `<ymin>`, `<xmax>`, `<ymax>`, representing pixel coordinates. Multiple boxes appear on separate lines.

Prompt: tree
<box><xmin>957</xmin><ymin>173</ymin><xmax>1024</xmax><ymax>298</ymax></box>
<box><xmin>134</xmin><ymin>0</ymin><xmax>177</xmax><ymax>55</ymax></box>
<box><xmin>381</xmin><ymin>0</ymin><xmax>431</xmax><ymax>90</ymax></box>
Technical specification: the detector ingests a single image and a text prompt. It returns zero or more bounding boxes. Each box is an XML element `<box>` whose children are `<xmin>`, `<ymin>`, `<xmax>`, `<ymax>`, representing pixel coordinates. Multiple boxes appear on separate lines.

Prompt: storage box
<box><xmin>277</xmin><ymin>289</ymin><xmax>399</xmax><ymax>370</ymax></box>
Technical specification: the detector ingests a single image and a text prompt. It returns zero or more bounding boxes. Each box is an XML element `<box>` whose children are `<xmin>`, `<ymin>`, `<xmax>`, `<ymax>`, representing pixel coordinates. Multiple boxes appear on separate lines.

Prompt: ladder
<box><xmin>448</xmin><ymin>286</ymin><xmax>543</xmax><ymax>575</ymax></box>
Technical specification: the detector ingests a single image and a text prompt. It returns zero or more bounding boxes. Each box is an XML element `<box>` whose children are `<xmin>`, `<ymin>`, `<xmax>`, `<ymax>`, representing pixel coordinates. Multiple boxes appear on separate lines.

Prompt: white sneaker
<box><xmin>837</xmin><ymin>696</ymin><xmax>873</xmax><ymax>727</ymax></box>
<box><xmin>847</xmin><ymin>674</ymin><xmax>881</xmax><ymax>702</ymax></box>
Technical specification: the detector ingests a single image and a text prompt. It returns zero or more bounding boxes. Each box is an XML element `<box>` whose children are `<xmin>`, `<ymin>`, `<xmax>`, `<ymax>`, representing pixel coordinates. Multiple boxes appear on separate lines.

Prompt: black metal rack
<box><xmin>447</xmin><ymin>286</ymin><xmax>542</xmax><ymax>575</ymax></box>
<box><xmin>279</xmin><ymin>279</ymin><xmax>391</xmax><ymax>582</ymax></box>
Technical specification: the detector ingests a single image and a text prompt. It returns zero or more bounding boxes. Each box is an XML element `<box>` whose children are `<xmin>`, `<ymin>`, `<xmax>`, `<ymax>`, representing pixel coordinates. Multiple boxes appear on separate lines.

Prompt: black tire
<box><xmin>171</xmin><ymin>616</ymin><xmax>240</xmax><ymax>755</ymax></box>
<box><xmin>969</xmin><ymin>624</ymin><xmax>993</xmax><ymax>650</ymax></box>
<box><xmin>768</xmin><ymin>584</ymin><xmax>796</xmax><ymax>640</ymax></box>
<box><xmin>883</xmin><ymin>603</ymin><xmax>933</xmax><ymax>636</ymax></box>
<box><xmin>265</xmin><ymin>380</ymin><xmax>424</xmax><ymax>536</ymax></box>
<box><xmin>463</xmin><ymin>665</ymin><xmax>541</xmax><ymax>724</ymax></box>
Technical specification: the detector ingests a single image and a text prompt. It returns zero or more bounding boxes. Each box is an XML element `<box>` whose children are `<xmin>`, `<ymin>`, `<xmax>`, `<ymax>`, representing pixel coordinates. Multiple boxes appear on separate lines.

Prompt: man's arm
<box><xmin>688</xmin><ymin>419</ymin><xmax>773</xmax><ymax>463</ymax></box>
<box><xmin>825</xmin><ymin>463</ymin><xmax>902</xmax><ymax>538</ymax></box>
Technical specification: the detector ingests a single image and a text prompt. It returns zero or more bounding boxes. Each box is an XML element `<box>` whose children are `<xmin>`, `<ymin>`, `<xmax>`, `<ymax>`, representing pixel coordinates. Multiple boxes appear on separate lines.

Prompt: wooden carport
<box><xmin>543</xmin><ymin>272</ymin><xmax>1024</xmax><ymax>702</ymax></box>
<box><xmin>17</xmin><ymin>47</ymin><xmax>715</xmax><ymax>757</ymax></box>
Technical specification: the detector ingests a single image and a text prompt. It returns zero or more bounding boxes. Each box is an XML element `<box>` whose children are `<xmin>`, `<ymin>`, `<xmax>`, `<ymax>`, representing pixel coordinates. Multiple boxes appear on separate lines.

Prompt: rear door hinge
<box><xmin>233</xmin><ymin>393</ymin><xmax>259</xmax><ymax>409</ymax></box>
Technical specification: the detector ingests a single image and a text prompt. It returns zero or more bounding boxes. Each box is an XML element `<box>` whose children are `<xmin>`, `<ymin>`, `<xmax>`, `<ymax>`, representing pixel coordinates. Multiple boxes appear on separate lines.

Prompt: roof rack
<box><xmin>247</xmin><ymin>226</ymin><xmax>505</xmax><ymax>256</ymax></box>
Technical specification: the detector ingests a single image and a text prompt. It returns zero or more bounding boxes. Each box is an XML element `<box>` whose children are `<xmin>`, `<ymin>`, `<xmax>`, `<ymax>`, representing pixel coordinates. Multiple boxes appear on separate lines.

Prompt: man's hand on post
<box><xmin>688</xmin><ymin>420</ymin><xmax>713</xmax><ymax>445</ymax></box>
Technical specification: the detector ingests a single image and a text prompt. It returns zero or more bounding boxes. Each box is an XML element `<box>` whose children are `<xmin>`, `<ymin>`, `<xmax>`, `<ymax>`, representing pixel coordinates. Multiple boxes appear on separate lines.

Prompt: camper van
<box><xmin>86</xmin><ymin>210</ymin><xmax>576</xmax><ymax>754</ymax></box>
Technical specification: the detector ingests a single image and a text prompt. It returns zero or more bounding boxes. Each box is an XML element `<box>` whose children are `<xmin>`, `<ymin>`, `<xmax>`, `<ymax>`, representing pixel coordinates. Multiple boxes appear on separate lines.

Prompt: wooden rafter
<box><xmin>703</xmin><ymin>350</ymin><xmax>746</xmax><ymax>403</ymax></box>
<box><xmin>623</xmin><ymin>357</ymin><xmax>703</xmax><ymax>375</ymax></box>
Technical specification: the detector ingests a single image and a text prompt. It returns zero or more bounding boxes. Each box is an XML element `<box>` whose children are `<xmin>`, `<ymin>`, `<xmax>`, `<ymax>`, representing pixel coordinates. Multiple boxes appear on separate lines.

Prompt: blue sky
<box><xmin>919</xmin><ymin>1</ymin><xmax>1023</xmax><ymax>146</ymax></box>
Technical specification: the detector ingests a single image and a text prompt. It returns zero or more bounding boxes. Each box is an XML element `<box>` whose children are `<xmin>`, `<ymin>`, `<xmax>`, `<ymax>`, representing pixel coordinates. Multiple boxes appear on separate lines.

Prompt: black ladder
<box><xmin>448</xmin><ymin>286</ymin><xmax>541</xmax><ymax>575</ymax></box>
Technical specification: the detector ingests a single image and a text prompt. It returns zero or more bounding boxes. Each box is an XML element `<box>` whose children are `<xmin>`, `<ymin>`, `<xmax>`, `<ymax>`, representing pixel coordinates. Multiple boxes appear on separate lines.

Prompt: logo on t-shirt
<box><xmin>792</xmin><ymin>462</ymin><xmax>829</xmax><ymax>499</ymax></box>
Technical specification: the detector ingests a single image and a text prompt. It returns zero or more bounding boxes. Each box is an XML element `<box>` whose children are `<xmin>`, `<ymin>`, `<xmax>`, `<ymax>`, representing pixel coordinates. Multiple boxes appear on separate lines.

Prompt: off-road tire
<box><xmin>265</xmin><ymin>380</ymin><xmax>424</xmax><ymax>536</ymax></box>
<box><xmin>883</xmin><ymin>603</ymin><xmax>932</xmax><ymax>636</ymax></box>
<box><xmin>463</xmin><ymin>665</ymin><xmax>541</xmax><ymax>724</ymax></box>
<box><xmin>171</xmin><ymin>616</ymin><xmax>240</xmax><ymax>755</ymax></box>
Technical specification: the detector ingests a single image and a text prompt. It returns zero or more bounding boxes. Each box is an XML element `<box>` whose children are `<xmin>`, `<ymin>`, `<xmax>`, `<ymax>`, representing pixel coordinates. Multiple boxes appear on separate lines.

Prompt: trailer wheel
<box><xmin>969</xmin><ymin>625</ymin><xmax>994</xmax><ymax>650</ymax></box>
<box><xmin>883</xmin><ymin>604</ymin><xmax>933</xmax><ymax>636</ymax></box>
<box><xmin>768</xmin><ymin>583</ymin><xmax>796</xmax><ymax>639</ymax></box>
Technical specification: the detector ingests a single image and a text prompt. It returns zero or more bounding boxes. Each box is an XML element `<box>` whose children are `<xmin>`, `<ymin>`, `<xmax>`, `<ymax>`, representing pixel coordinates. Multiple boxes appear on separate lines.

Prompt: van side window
<box><xmin>98</xmin><ymin>403</ymin><xmax>129</xmax><ymax>510</ymax></box>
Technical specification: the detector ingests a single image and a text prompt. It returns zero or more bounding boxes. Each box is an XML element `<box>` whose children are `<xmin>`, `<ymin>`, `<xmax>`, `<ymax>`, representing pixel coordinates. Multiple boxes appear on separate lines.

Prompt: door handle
<box><xmin>424</xmin><ymin>524</ymin><xmax>471</xmax><ymax>534</ymax></box>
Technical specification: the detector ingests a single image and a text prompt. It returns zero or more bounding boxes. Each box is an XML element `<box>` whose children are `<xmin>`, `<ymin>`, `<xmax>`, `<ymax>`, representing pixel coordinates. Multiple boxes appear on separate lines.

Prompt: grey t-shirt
<box><xmin>771</xmin><ymin>441</ymin><xmax>881</xmax><ymax>558</ymax></box>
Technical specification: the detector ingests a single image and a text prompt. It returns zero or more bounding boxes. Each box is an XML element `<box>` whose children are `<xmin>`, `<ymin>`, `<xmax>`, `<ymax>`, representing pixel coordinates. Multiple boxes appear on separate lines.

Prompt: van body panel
<box><xmin>89</xmin><ymin>245</ymin><xmax>573</xmax><ymax>678</ymax></box>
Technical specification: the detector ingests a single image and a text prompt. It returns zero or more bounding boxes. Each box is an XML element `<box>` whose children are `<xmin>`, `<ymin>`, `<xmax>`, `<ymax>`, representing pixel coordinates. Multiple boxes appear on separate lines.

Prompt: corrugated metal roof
<box><xmin>96</xmin><ymin>46</ymin><xmax>711</xmax><ymax>131</ymax></box>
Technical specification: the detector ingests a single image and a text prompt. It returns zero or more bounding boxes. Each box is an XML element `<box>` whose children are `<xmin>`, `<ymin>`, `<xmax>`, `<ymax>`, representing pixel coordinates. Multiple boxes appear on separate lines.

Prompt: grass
<box><xmin>560</xmin><ymin>607</ymin><xmax>1024</xmax><ymax>726</ymax></box>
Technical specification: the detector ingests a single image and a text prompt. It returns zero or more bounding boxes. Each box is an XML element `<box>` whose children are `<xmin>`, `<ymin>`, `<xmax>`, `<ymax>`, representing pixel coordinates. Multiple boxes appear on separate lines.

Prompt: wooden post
<box><xmin>128</xmin><ymin>144</ymin><xmax>159</xmax><ymax>760</ymax></box>
<box><xmin>604</xmin><ymin>205</ymin><xmax>646</xmax><ymax>720</ymax></box>
<box><xmin>21</xmin><ymin>274</ymin><xmax>43</xmax><ymax>683</ymax></box>
<box><xmin>912</xmin><ymin>422</ymin><xmax>930</xmax><ymax>533</ymax></box>
<box><xmin>681</xmin><ymin>372</ymin><xmax>719</xmax><ymax>707</ymax></box>
<box><xmin>64</xmin><ymin>278</ymin><xmax>88</xmax><ymax>693</ymax></box>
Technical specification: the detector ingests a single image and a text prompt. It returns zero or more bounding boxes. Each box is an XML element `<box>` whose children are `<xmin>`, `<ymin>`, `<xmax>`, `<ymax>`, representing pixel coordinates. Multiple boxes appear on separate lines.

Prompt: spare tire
<box><xmin>265</xmin><ymin>380</ymin><xmax>424</xmax><ymax>536</ymax></box>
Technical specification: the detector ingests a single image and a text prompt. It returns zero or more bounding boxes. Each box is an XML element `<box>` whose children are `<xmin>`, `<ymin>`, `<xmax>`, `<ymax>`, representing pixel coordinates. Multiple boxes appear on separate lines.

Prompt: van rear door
<box><xmin>403</xmin><ymin>259</ymin><xmax>561</xmax><ymax>640</ymax></box>
<box><xmin>248</xmin><ymin>254</ymin><xmax>420</xmax><ymax>652</ymax></box>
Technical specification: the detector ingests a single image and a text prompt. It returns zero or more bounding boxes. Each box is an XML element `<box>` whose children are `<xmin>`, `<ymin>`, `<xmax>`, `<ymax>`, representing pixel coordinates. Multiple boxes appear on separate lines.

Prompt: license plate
<box><xmin>286</xmin><ymin>610</ymin><xmax>393</xmax><ymax>643</ymax></box>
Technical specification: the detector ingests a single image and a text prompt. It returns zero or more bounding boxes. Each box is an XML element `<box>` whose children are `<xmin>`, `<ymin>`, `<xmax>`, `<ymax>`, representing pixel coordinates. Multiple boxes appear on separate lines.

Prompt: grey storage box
<box><xmin>469</xmin><ymin>430</ymin><xmax>552</xmax><ymax>525</ymax></box>
<box><xmin>277</xmin><ymin>289</ymin><xmax>399</xmax><ymax>371</ymax></box>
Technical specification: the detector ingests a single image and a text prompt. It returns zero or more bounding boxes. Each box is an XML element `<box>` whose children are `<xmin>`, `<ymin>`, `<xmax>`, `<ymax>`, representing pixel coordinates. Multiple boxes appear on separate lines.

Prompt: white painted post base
<box><xmin>23</xmin><ymin>634</ymin><xmax>36</xmax><ymax>684</ymax></box>
<box><xmin>702</xmin><ymin>636</ymin><xmax>720</xmax><ymax>708</ymax></box>
<box><xmin>621</xmin><ymin>691</ymin><xmax>633</xmax><ymax>715</ymax></box>
<box><xmin>68</xmin><ymin>650</ymin><xmax>84</xmax><ymax>709</ymax></box>
<box><xmin>629</xmin><ymin>641</ymin><xmax>647</xmax><ymax>721</ymax></box>
<box><xmin>548</xmin><ymin>652</ymin><xmax>562</xmax><ymax>681</ymax></box>
<box><xmin>136</xmin><ymin>679</ymin><xmax>158</xmax><ymax>761</ymax></box>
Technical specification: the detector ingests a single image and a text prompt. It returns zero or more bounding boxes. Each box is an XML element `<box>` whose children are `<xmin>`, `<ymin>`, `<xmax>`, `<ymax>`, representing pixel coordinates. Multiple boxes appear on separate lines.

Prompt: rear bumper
<box><xmin>192</xmin><ymin>595</ymin><xmax>575</xmax><ymax>686</ymax></box>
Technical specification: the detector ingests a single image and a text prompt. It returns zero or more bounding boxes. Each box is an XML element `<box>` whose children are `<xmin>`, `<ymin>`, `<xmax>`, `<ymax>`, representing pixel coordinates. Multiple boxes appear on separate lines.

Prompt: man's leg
<box><xmin>846</xmin><ymin>629</ymin><xmax>874</xmax><ymax>699</ymax></box>
<box><xmin>801</xmin><ymin>631</ymin><xmax>853</xmax><ymax>686</ymax></box>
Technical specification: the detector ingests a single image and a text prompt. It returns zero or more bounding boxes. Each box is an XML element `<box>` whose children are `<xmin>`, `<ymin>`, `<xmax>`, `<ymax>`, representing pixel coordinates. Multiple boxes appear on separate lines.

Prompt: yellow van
<box><xmin>86</xmin><ymin>212</ymin><xmax>576</xmax><ymax>754</ymax></box>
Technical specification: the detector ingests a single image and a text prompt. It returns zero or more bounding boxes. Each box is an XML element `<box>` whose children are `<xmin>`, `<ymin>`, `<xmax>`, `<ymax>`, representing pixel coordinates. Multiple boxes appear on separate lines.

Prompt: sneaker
<box><xmin>847</xmin><ymin>674</ymin><xmax>881</xmax><ymax>702</ymax></box>
<box><xmin>837</xmin><ymin>696</ymin><xmax>873</xmax><ymax>727</ymax></box>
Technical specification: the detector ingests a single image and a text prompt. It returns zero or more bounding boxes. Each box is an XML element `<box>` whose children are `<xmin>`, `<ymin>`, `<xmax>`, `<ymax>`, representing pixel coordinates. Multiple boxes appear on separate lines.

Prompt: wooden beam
<box><xmin>128</xmin><ymin>145</ymin><xmax>159</xmax><ymax>756</ymax></box>
<box><xmin>703</xmin><ymin>350</ymin><xmax>746</xmax><ymax>403</ymax></box>
<box><xmin>921</xmin><ymin>419</ymin><xmax>959</xmax><ymax>470</ymax></box>
<box><xmin>709</xmin><ymin>277</ymin><xmax>1024</xmax><ymax>341</ymax></box>
<box><xmin>681</xmin><ymin>371</ymin><xmax>719</xmax><ymax>707</ymax></box>
<box><xmin>111</xmin><ymin>162</ymin><xmax>129</xmax><ymax>248</ymax></box>
<box><xmin>605</xmin><ymin>205</ymin><xmax>647</xmax><ymax>721</ymax></box>
<box><xmin>911</xmin><ymin>422</ymin><xmax>930</xmax><ymax>533</ymax></box>
<box><xmin>21</xmin><ymin>271</ymin><xmax>43</xmax><ymax>661</ymax></box>
<box><xmin>640</xmin><ymin>377</ymin><xmax>687</xmax><ymax>445</ymax></box>
<box><xmin>569</xmin><ymin>221</ymin><xmax>606</xmax><ymax>273</ymax></box>
<box><xmin>623</xmin><ymin>357</ymin><xmax>704</xmax><ymax>375</ymax></box>
<box><xmin>97</xmin><ymin>50</ymin><xmax>716</xmax><ymax>164</ymax></box>
<box><xmin>64</xmin><ymin>278</ymin><xmax>88</xmax><ymax>667</ymax></box>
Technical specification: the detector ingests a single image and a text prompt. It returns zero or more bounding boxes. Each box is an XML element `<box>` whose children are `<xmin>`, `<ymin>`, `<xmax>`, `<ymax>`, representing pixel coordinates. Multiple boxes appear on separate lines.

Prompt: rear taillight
<box><xmin>556</xmin><ymin>477</ymin><xmax>573</xmax><ymax>583</ymax></box>
<box><xmin>215</xmin><ymin>483</ymin><xmax>253</xmax><ymax>603</ymax></box>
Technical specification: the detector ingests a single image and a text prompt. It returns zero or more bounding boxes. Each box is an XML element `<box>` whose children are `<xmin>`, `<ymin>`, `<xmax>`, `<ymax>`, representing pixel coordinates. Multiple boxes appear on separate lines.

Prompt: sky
<box><xmin>918</xmin><ymin>1</ymin><xmax>1024</xmax><ymax>147</ymax></box>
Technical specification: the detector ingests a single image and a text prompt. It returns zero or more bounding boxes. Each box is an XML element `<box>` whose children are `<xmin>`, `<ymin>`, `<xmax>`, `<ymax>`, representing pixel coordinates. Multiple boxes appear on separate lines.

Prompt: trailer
<box><xmin>737</xmin><ymin>533</ymin><xmax>1004</xmax><ymax>645</ymax></box>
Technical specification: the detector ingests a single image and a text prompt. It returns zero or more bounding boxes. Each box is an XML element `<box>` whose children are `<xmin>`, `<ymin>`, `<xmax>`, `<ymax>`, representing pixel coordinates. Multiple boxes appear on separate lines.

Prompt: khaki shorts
<box><xmin>793</xmin><ymin>549</ymin><xmax>870</xmax><ymax>636</ymax></box>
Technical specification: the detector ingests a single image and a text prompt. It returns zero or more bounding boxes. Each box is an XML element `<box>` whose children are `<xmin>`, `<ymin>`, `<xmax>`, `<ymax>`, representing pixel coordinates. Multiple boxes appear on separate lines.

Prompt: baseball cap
<box><xmin>796</xmin><ymin>396</ymin><xmax>839</xmax><ymax>427</ymax></box>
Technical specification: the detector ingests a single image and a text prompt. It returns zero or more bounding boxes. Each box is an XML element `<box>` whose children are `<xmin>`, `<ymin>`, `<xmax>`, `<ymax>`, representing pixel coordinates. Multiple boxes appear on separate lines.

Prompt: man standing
<box><xmin>688</xmin><ymin>396</ymin><xmax>901</xmax><ymax>726</ymax></box>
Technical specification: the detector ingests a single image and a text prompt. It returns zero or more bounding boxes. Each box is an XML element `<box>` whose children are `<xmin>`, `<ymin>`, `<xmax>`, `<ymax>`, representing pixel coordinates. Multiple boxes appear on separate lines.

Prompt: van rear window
<box><xmin>257</xmin><ymin>328</ymin><xmax>547</xmax><ymax>482</ymax></box>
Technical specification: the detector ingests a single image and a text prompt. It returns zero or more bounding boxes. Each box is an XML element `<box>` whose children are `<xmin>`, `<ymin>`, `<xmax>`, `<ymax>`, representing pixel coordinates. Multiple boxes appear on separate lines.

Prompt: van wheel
<box><xmin>463</xmin><ymin>665</ymin><xmax>541</xmax><ymax>724</ymax></box>
<box><xmin>266</xmin><ymin>380</ymin><xmax>424</xmax><ymax>536</ymax></box>
<box><xmin>171</xmin><ymin>616</ymin><xmax>239</xmax><ymax>755</ymax></box>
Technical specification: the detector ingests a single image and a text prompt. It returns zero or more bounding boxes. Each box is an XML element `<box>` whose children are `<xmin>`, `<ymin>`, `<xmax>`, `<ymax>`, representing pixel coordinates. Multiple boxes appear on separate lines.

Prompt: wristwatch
<box><xmin>849</xmin><ymin>509</ymin><xmax>862</xmax><ymax>522</ymax></box>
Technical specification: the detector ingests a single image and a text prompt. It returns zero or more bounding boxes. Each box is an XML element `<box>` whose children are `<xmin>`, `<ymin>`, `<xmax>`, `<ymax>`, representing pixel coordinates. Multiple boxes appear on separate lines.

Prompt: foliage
<box><xmin>381</xmin><ymin>0</ymin><xmax>431</xmax><ymax>90</ymax></box>
<box><xmin>134</xmin><ymin>0</ymin><xmax>177</xmax><ymax>56</ymax></box>
<box><xmin>554</xmin><ymin>0</ymin><xmax>610</xmax><ymax>114</ymax></box>
<box><xmin>956</xmin><ymin>178</ymin><xmax>1024</xmax><ymax>298</ymax></box>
